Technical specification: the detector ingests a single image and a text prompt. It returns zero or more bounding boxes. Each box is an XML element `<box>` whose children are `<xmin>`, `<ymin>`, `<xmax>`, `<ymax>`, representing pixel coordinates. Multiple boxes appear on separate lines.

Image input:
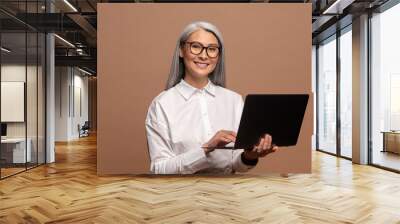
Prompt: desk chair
<box><xmin>78</xmin><ymin>121</ymin><xmax>90</xmax><ymax>138</ymax></box>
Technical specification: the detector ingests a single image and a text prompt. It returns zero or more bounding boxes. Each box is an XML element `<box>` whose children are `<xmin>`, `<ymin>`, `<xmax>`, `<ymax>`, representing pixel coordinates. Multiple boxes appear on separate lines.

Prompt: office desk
<box><xmin>381</xmin><ymin>131</ymin><xmax>400</xmax><ymax>154</ymax></box>
<box><xmin>1</xmin><ymin>138</ymin><xmax>32</xmax><ymax>164</ymax></box>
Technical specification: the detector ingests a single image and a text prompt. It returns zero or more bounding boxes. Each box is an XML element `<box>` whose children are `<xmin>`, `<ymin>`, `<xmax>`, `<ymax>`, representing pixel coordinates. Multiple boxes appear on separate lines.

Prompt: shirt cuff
<box><xmin>232</xmin><ymin>150</ymin><xmax>258</xmax><ymax>173</ymax></box>
<box><xmin>241</xmin><ymin>152</ymin><xmax>259</xmax><ymax>166</ymax></box>
<box><xmin>182</xmin><ymin>147</ymin><xmax>209</xmax><ymax>174</ymax></box>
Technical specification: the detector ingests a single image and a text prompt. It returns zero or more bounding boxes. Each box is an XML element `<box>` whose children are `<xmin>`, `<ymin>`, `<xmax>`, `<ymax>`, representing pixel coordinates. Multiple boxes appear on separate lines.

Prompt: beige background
<box><xmin>97</xmin><ymin>3</ymin><xmax>312</xmax><ymax>175</ymax></box>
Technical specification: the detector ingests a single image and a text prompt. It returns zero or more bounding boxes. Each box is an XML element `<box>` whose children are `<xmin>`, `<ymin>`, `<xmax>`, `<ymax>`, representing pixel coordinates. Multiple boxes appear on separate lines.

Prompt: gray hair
<box><xmin>165</xmin><ymin>21</ymin><xmax>226</xmax><ymax>90</ymax></box>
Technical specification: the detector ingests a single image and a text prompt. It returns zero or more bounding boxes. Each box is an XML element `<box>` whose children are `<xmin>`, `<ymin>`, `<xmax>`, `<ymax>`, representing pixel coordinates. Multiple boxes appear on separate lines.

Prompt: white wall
<box><xmin>1</xmin><ymin>63</ymin><xmax>46</xmax><ymax>164</ymax></box>
<box><xmin>55</xmin><ymin>67</ymin><xmax>89</xmax><ymax>141</ymax></box>
<box><xmin>72</xmin><ymin>73</ymin><xmax>89</xmax><ymax>138</ymax></box>
<box><xmin>55</xmin><ymin>66</ymin><xmax>70</xmax><ymax>141</ymax></box>
<box><xmin>1</xmin><ymin>65</ymin><xmax>26</xmax><ymax>134</ymax></box>
<box><xmin>1</xmin><ymin>65</ymin><xmax>39</xmax><ymax>137</ymax></box>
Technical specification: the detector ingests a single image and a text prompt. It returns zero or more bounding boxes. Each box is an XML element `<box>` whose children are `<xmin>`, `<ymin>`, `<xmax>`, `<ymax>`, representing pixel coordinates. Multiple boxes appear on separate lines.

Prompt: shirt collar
<box><xmin>176</xmin><ymin>79</ymin><xmax>216</xmax><ymax>100</ymax></box>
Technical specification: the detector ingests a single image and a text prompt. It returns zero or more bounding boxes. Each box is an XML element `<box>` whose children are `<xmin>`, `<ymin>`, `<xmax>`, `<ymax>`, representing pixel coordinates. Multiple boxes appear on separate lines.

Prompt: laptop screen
<box><xmin>1</xmin><ymin>123</ymin><xmax>7</xmax><ymax>137</ymax></box>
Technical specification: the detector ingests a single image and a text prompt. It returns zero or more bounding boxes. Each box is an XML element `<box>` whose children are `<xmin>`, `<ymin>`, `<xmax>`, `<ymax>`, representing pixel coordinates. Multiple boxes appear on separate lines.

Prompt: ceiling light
<box><xmin>63</xmin><ymin>0</ymin><xmax>78</xmax><ymax>12</ymax></box>
<box><xmin>322</xmin><ymin>0</ymin><xmax>354</xmax><ymax>15</ymax></box>
<box><xmin>76</xmin><ymin>48</ymin><xmax>84</xmax><ymax>55</ymax></box>
<box><xmin>78</xmin><ymin>67</ymin><xmax>93</xmax><ymax>76</ymax></box>
<box><xmin>54</xmin><ymin>34</ymin><xmax>75</xmax><ymax>48</ymax></box>
<box><xmin>1</xmin><ymin>47</ymin><xmax>11</xmax><ymax>53</ymax></box>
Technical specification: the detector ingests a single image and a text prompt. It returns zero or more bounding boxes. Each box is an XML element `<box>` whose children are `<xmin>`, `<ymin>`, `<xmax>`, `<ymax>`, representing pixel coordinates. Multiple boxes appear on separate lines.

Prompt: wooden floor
<box><xmin>1</xmin><ymin>135</ymin><xmax>400</xmax><ymax>224</ymax></box>
<box><xmin>1</xmin><ymin>167</ymin><xmax>26</xmax><ymax>178</ymax></box>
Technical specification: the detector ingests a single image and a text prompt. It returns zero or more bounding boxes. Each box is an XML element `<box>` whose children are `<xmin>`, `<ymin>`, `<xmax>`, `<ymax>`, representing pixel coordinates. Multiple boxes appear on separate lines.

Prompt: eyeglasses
<box><xmin>183</xmin><ymin>41</ymin><xmax>220</xmax><ymax>58</ymax></box>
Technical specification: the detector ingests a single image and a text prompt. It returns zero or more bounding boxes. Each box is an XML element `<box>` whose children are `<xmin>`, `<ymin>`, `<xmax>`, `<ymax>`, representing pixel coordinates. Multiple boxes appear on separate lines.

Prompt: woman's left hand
<box><xmin>243</xmin><ymin>134</ymin><xmax>278</xmax><ymax>160</ymax></box>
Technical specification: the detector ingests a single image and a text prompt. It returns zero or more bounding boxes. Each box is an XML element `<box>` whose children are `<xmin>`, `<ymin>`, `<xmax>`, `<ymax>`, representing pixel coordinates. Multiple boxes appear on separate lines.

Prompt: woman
<box><xmin>145</xmin><ymin>21</ymin><xmax>278</xmax><ymax>174</ymax></box>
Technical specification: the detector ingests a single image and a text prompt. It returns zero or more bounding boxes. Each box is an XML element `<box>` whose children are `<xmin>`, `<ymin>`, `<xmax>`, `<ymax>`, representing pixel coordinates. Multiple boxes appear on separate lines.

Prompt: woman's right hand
<box><xmin>202</xmin><ymin>130</ymin><xmax>237</xmax><ymax>153</ymax></box>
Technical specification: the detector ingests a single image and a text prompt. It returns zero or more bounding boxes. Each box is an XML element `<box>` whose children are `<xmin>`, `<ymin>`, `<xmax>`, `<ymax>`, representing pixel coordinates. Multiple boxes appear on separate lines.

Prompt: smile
<box><xmin>194</xmin><ymin>61</ymin><xmax>209</xmax><ymax>69</ymax></box>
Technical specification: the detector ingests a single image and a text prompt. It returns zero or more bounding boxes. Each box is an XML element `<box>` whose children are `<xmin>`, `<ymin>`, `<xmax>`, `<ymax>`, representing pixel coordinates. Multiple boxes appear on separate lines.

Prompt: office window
<box><xmin>371</xmin><ymin>3</ymin><xmax>400</xmax><ymax>171</ymax></box>
<box><xmin>317</xmin><ymin>35</ymin><xmax>337</xmax><ymax>154</ymax></box>
<box><xmin>339</xmin><ymin>27</ymin><xmax>352</xmax><ymax>158</ymax></box>
<box><xmin>312</xmin><ymin>46</ymin><xmax>317</xmax><ymax>150</ymax></box>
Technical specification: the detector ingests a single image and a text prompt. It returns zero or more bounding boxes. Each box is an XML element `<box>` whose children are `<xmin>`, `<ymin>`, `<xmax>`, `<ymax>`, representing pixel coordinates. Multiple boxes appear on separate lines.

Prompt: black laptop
<box><xmin>225</xmin><ymin>94</ymin><xmax>309</xmax><ymax>149</ymax></box>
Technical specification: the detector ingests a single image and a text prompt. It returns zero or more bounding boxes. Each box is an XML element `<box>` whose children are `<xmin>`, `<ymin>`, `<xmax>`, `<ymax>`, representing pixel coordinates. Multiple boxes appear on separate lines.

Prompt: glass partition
<box><xmin>38</xmin><ymin>32</ymin><xmax>45</xmax><ymax>165</ymax></box>
<box><xmin>1</xmin><ymin>31</ymin><xmax>28</xmax><ymax>177</ymax></box>
<box><xmin>0</xmin><ymin>1</ymin><xmax>46</xmax><ymax>179</ymax></box>
<box><xmin>27</xmin><ymin>31</ymin><xmax>38</xmax><ymax>169</ymax></box>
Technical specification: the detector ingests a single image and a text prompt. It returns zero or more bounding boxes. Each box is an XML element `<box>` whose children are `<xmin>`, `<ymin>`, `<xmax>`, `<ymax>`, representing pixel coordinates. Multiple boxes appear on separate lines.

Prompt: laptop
<box><xmin>1</xmin><ymin>123</ymin><xmax>7</xmax><ymax>140</ymax></box>
<box><xmin>216</xmin><ymin>94</ymin><xmax>309</xmax><ymax>150</ymax></box>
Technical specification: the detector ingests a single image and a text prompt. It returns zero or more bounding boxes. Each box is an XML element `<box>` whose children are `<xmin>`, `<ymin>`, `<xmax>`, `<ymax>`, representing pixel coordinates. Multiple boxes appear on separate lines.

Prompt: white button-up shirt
<box><xmin>145</xmin><ymin>79</ymin><xmax>256</xmax><ymax>174</ymax></box>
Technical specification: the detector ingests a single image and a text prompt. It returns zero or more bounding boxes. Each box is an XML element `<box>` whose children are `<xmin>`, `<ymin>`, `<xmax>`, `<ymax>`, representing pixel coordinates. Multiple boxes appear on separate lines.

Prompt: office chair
<box><xmin>79</xmin><ymin>121</ymin><xmax>90</xmax><ymax>138</ymax></box>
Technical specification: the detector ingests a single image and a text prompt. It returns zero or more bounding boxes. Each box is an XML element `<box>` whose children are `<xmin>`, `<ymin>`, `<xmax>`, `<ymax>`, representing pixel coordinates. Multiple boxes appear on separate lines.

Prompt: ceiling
<box><xmin>0</xmin><ymin>0</ymin><xmax>393</xmax><ymax>75</ymax></box>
